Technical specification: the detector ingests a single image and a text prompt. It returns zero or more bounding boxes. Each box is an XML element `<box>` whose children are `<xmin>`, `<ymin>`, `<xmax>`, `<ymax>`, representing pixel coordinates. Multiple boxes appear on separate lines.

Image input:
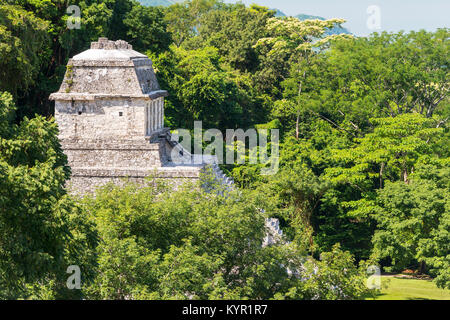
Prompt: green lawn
<box><xmin>368</xmin><ymin>276</ymin><xmax>450</xmax><ymax>300</ymax></box>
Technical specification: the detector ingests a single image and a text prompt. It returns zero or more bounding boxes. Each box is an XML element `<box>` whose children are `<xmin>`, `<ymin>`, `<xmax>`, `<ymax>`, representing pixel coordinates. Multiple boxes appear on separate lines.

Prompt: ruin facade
<box><xmin>50</xmin><ymin>38</ymin><xmax>218</xmax><ymax>194</ymax></box>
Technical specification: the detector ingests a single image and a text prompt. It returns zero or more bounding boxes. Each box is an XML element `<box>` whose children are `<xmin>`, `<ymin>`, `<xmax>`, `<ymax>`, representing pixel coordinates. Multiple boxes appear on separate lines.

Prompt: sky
<box><xmin>224</xmin><ymin>0</ymin><xmax>450</xmax><ymax>36</ymax></box>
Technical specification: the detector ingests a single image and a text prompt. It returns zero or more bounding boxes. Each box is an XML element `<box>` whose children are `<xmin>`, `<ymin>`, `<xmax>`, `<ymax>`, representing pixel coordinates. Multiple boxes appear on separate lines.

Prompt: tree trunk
<box><xmin>419</xmin><ymin>261</ymin><xmax>426</xmax><ymax>275</ymax></box>
<box><xmin>379</xmin><ymin>162</ymin><xmax>385</xmax><ymax>189</ymax></box>
<box><xmin>296</xmin><ymin>78</ymin><xmax>303</xmax><ymax>140</ymax></box>
<box><xmin>403</xmin><ymin>167</ymin><xmax>409</xmax><ymax>184</ymax></box>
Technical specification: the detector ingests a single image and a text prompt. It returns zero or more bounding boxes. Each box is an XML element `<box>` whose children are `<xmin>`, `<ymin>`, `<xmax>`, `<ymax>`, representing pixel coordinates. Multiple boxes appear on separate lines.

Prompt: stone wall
<box><xmin>55</xmin><ymin>98</ymin><xmax>148</xmax><ymax>140</ymax></box>
<box><xmin>62</xmin><ymin>140</ymin><xmax>166</xmax><ymax>169</ymax></box>
<box><xmin>67</xmin><ymin>167</ymin><xmax>203</xmax><ymax>195</ymax></box>
<box><xmin>62</xmin><ymin>61</ymin><xmax>144</xmax><ymax>95</ymax></box>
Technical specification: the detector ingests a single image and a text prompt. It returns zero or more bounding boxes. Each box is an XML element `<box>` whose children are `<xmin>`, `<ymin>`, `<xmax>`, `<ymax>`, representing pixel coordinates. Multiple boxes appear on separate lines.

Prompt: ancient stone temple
<box><xmin>50</xmin><ymin>38</ymin><xmax>216</xmax><ymax>194</ymax></box>
<box><xmin>50</xmin><ymin>37</ymin><xmax>282</xmax><ymax>241</ymax></box>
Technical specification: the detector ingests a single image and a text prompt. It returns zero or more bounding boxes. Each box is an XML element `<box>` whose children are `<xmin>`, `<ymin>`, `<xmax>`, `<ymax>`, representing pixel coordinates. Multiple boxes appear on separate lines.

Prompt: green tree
<box><xmin>255</xmin><ymin>16</ymin><xmax>351</xmax><ymax>138</ymax></box>
<box><xmin>0</xmin><ymin>91</ymin><xmax>89</xmax><ymax>299</ymax></box>
<box><xmin>151</xmin><ymin>45</ymin><xmax>261</xmax><ymax>130</ymax></box>
<box><xmin>276</xmin><ymin>30</ymin><xmax>449</xmax><ymax>138</ymax></box>
<box><xmin>80</xmin><ymin>177</ymin><xmax>371</xmax><ymax>300</ymax></box>
<box><xmin>123</xmin><ymin>2</ymin><xmax>171</xmax><ymax>53</ymax></box>
<box><xmin>164</xmin><ymin>0</ymin><xmax>220</xmax><ymax>47</ymax></box>
<box><xmin>324</xmin><ymin>30</ymin><xmax>449</xmax><ymax>120</ymax></box>
<box><xmin>189</xmin><ymin>3</ymin><xmax>274</xmax><ymax>73</ymax></box>
<box><xmin>371</xmin><ymin>155</ymin><xmax>449</xmax><ymax>288</ymax></box>
<box><xmin>321</xmin><ymin>113</ymin><xmax>449</xmax><ymax>277</ymax></box>
<box><xmin>327</xmin><ymin>114</ymin><xmax>442</xmax><ymax>193</ymax></box>
<box><xmin>372</xmin><ymin>179</ymin><xmax>449</xmax><ymax>285</ymax></box>
<box><xmin>255</xmin><ymin>157</ymin><xmax>328</xmax><ymax>251</ymax></box>
<box><xmin>0</xmin><ymin>4</ymin><xmax>49</xmax><ymax>96</ymax></box>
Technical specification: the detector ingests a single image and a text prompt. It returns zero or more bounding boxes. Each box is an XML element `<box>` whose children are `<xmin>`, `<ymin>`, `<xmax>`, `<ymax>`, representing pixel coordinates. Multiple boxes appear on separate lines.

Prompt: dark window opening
<box><xmin>119</xmin><ymin>112</ymin><xmax>123</xmax><ymax>116</ymax></box>
<box><xmin>78</xmin><ymin>111</ymin><xmax>82</xmax><ymax>115</ymax></box>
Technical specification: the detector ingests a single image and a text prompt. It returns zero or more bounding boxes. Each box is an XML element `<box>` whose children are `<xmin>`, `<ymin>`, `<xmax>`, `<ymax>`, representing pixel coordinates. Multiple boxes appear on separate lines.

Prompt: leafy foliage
<box><xmin>123</xmin><ymin>2</ymin><xmax>171</xmax><ymax>53</ymax></box>
<box><xmin>0</xmin><ymin>0</ymin><xmax>448</xmax><ymax>298</ymax></box>
<box><xmin>0</xmin><ymin>92</ymin><xmax>97</xmax><ymax>299</ymax></box>
<box><xmin>0</xmin><ymin>4</ymin><xmax>49</xmax><ymax>96</ymax></box>
<box><xmin>79</xmin><ymin>179</ymin><xmax>372</xmax><ymax>300</ymax></box>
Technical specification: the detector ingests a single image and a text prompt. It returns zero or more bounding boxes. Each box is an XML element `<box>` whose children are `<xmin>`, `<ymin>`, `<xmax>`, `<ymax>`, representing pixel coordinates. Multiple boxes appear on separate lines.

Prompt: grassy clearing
<box><xmin>367</xmin><ymin>276</ymin><xmax>450</xmax><ymax>300</ymax></box>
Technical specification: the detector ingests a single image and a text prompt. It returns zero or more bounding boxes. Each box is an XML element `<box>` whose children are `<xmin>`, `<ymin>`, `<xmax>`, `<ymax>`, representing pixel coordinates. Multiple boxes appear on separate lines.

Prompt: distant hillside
<box><xmin>295</xmin><ymin>14</ymin><xmax>351</xmax><ymax>35</ymax></box>
<box><xmin>271</xmin><ymin>8</ymin><xmax>286</xmax><ymax>17</ymax></box>
<box><xmin>137</xmin><ymin>1</ymin><xmax>351</xmax><ymax>35</ymax></box>
<box><xmin>296</xmin><ymin>13</ymin><xmax>323</xmax><ymax>20</ymax></box>
<box><xmin>137</xmin><ymin>0</ymin><xmax>176</xmax><ymax>6</ymax></box>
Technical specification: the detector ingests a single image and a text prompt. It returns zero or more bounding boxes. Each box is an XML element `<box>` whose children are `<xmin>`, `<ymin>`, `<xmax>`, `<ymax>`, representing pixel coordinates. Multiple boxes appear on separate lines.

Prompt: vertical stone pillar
<box><xmin>151</xmin><ymin>101</ymin><xmax>154</xmax><ymax>133</ymax></box>
<box><xmin>146</xmin><ymin>104</ymin><xmax>149</xmax><ymax>135</ymax></box>
<box><xmin>150</xmin><ymin>101</ymin><xmax>153</xmax><ymax>133</ymax></box>
<box><xmin>150</xmin><ymin>103</ymin><xmax>153</xmax><ymax>134</ymax></box>
<box><xmin>158</xmin><ymin>98</ymin><xmax>162</xmax><ymax>129</ymax></box>
<box><xmin>152</xmin><ymin>100</ymin><xmax>157</xmax><ymax>132</ymax></box>
<box><xmin>147</xmin><ymin>99</ymin><xmax>165</xmax><ymax>134</ymax></box>
<box><xmin>156</xmin><ymin>99</ymin><xmax>160</xmax><ymax>130</ymax></box>
<box><xmin>161</xmin><ymin>98</ymin><xmax>164</xmax><ymax>128</ymax></box>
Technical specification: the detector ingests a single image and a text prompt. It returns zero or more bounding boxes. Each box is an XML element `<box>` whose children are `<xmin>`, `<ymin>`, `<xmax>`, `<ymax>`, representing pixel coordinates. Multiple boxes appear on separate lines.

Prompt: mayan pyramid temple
<box><xmin>50</xmin><ymin>38</ymin><xmax>223</xmax><ymax>194</ymax></box>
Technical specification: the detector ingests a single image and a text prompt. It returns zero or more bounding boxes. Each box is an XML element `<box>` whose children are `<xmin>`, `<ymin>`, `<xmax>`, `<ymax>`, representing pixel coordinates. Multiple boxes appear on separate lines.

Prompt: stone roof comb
<box><xmin>90</xmin><ymin>38</ymin><xmax>133</xmax><ymax>50</ymax></box>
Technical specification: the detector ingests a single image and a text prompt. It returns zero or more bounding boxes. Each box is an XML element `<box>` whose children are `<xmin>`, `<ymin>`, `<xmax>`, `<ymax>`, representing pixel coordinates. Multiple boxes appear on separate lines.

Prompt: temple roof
<box><xmin>50</xmin><ymin>38</ymin><xmax>168</xmax><ymax>101</ymax></box>
<box><xmin>72</xmin><ymin>38</ymin><xmax>147</xmax><ymax>61</ymax></box>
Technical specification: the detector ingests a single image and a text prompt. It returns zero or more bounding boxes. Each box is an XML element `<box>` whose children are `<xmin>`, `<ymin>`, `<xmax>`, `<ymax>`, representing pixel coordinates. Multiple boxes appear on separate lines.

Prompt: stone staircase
<box><xmin>263</xmin><ymin>218</ymin><xmax>284</xmax><ymax>247</ymax></box>
<box><xmin>210</xmin><ymin>163</ymin><xmax>234</xmax><ymax>188</ymax></box>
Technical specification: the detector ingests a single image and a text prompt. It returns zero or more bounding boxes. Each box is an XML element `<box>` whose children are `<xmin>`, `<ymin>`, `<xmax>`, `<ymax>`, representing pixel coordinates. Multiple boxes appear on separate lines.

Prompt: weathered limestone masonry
<box><xmin>50</xmin><ymin>38</ymin><xmax>207</xmax><ymax>194</ymax></box>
